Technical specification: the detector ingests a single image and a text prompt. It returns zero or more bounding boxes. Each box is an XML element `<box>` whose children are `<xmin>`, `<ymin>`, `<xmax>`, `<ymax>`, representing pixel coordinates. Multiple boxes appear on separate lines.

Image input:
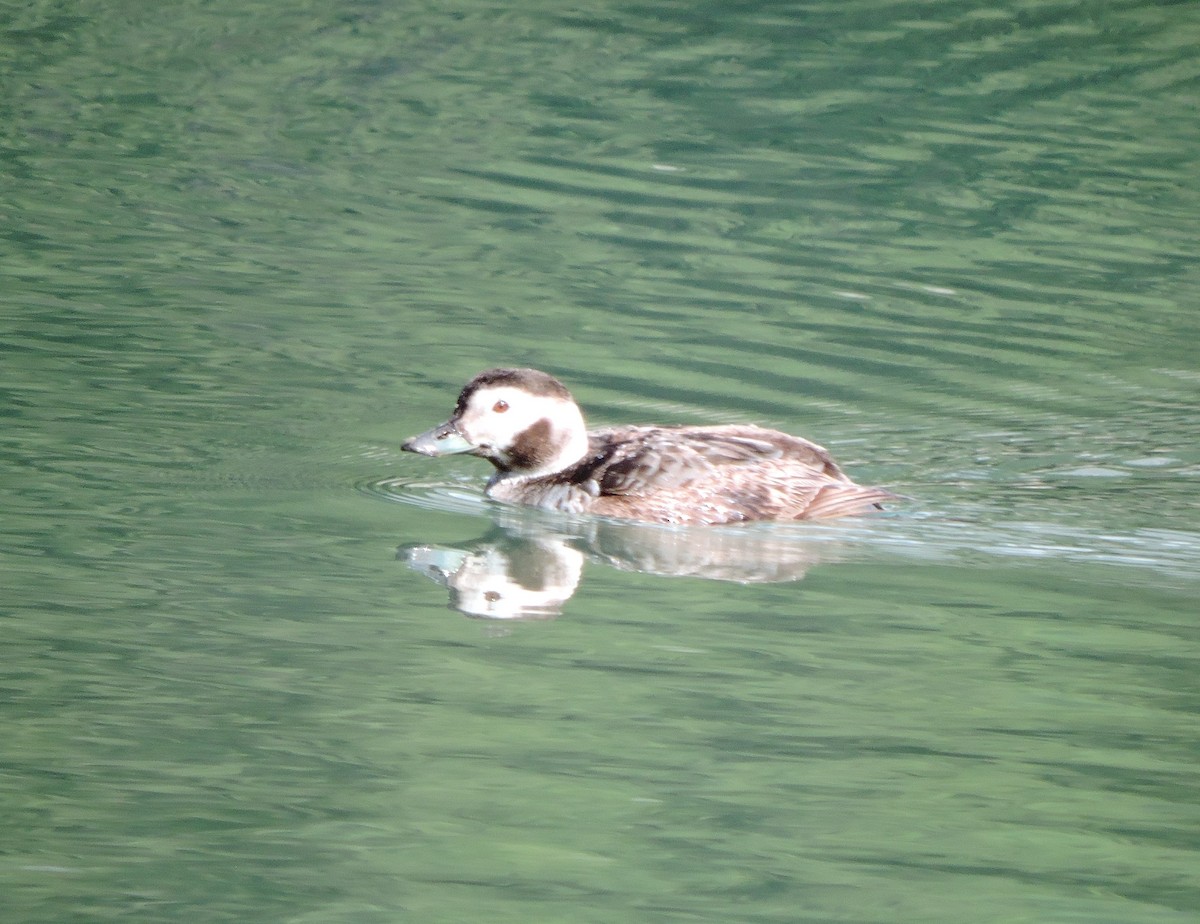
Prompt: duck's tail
<box><xmin>803</xmin><ymin>484</ymin><xmax>898</xmax><ymax>520</ymax></box>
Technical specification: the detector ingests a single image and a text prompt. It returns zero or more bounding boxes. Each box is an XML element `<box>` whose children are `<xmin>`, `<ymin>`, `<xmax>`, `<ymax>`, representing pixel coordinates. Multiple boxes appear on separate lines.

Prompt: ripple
<box><xmin>357</xmin><ymin>475</ymin><xmax>492</xmax><ymax>518</ymax></box>
<box><xmin>361</xmin><ymin>468</ymin><xmax>1200</xmax><ymax>583</ymax></box>
<box><xmin>866</xmin><ymin>515</ymin><xmax>1200</xmax><ymax>583</ymax></box>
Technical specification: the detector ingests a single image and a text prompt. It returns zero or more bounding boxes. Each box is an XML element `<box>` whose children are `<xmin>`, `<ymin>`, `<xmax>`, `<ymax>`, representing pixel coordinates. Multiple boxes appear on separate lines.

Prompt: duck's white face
<box><xmin>403</xmin><ymin>370</ymin><xmax>590</xmax><ymax>478</ymax></box>
<box><xmin>455</xmin><ymin>383</ymin><xmax>579</xmax><ymax>466</ymax></box>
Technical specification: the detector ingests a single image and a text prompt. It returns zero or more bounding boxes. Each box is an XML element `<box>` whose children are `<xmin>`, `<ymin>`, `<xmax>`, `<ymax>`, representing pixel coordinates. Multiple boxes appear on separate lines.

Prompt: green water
<box><xmin>3</xmin><ymin>1</ymin><xmax>1198</xmax><ymax>921</ymax></box>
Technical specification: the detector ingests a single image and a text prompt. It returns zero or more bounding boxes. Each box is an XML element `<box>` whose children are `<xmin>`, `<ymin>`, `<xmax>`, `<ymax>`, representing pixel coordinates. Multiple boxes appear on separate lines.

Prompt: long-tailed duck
<box><xmin>402</xmin><ymin>368</ymin><xmax>893</xmax><ymax>526</ymax></box>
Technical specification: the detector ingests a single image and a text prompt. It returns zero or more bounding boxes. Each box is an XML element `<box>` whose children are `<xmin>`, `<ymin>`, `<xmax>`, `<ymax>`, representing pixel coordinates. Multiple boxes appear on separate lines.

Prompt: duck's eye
<box><xmin>492</xmin><ymin>400</ymin><xmax>509</xmax><ymax>413</ymax></box>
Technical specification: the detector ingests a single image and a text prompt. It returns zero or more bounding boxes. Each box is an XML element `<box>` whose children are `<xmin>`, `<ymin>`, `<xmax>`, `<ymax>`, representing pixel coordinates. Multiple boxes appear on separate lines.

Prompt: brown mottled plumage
<box><xmin>402</xmin><ymin>368</ymin><xmax>893</xmax><ymax>526</ymax></box>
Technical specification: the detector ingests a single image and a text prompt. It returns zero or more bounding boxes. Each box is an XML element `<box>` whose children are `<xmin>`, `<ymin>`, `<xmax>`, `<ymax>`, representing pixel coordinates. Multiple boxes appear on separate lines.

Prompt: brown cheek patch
<box><xmin>506</xmin><ymin>418</ymin><xmax>554</xmax><ymax>471</ymax></box>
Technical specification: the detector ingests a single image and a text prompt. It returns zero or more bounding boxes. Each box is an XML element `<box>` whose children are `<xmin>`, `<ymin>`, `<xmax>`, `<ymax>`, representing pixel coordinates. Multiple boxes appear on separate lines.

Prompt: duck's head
<box><xmin>402</xmin><ymin>368</ymin><xmax>590</xmax><ymax>478</ymax></box>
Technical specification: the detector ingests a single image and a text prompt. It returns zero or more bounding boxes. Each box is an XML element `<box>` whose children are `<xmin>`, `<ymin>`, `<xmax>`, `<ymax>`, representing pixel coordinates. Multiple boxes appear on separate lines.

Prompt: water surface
<box><xmin>3</xmin><ymin>1</ymin><xmax>1198</xmax><ymax>921</ymax></box>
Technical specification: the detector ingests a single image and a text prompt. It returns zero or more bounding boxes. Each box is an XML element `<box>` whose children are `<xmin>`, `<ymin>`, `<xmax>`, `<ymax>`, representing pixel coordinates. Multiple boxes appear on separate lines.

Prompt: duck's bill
<box><xmin>401</xmin><ymin>421</ymin><xmax>476</xmax><ymax>456</ymax></box>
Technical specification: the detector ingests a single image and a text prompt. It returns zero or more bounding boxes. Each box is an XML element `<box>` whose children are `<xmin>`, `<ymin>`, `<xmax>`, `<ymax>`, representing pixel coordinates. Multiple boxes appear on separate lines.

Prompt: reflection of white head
<box><xmin>407</xmin><ymin>538</ymin><xmax>585</xmax><ymax>620</ymax></box>
<box><xmin>449</xmin><ymin>543</ymin><xmax>585</xmax><ymax>620</ymax></box>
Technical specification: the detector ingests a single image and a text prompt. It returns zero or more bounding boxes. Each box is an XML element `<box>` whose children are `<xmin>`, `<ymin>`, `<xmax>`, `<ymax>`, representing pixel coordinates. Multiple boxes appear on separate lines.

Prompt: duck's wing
<box><xmin>582</xmin><ymin>425</ymin><xmax>846</xmax><ymax>497</ymax></box>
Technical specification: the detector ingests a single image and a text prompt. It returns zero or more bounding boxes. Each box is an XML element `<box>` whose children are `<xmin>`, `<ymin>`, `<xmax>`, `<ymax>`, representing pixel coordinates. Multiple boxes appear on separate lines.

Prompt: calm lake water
<box><xmin>4</xmin><ymin>0</ymin><xmax>1198</xmax><ymax>921</ymax></box>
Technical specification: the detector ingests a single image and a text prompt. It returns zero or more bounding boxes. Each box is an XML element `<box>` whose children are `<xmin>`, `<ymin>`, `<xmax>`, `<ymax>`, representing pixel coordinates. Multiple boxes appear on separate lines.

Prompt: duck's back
<box><xmin>494</xmin><ymin>424</ymin><xmax>892</xmax><ymax>526</ymax></box>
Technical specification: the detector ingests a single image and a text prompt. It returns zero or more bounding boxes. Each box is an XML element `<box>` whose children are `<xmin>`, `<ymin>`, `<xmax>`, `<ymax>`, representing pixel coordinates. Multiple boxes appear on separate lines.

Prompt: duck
<box><xmin>402</xmin><ymin>367</ymin><xmax>894</xmax><ymax>526</ymax></box>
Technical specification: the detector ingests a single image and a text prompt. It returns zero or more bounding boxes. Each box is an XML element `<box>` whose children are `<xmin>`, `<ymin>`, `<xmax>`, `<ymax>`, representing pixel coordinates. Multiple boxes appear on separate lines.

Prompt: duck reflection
<box><xmin>400</xmin><ymin>508</ymin><xmax>845</xmax><ymax>620</ymax></box>
<box><xmin>404</xmin><ymin>534</ymin><xmax>585</xmax><ymax>621</ymax></box>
